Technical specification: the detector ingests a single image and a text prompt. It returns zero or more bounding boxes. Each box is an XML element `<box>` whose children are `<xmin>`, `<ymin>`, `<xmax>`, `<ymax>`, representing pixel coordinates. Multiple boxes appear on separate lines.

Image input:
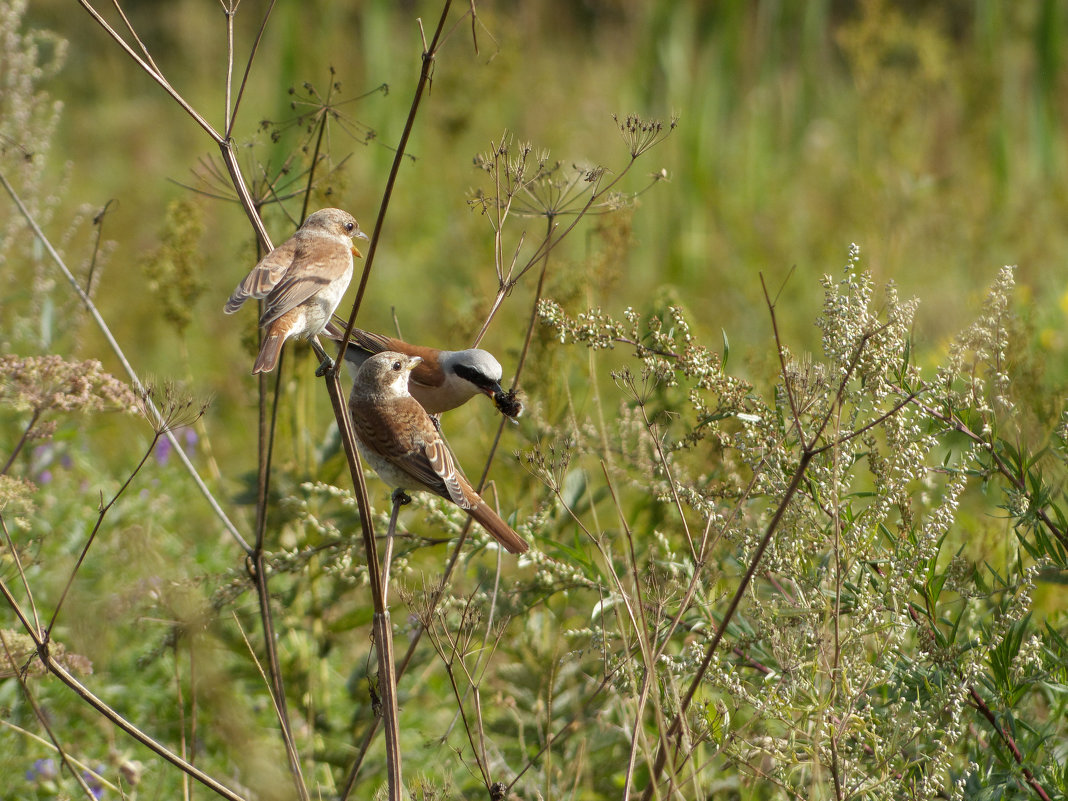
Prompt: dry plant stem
<box><xmin>373</xmin><ymin>609</ymin><xmax>403</xmax><ymax>801</ymax></box>
<box><xmin>601</xmin><ymin>463</ymin><xmax>661</xmax><ymax>800</ymax></box>
<box><xmin>299</xmin><ymin>107</ymin><xmax>331</xmax><ymax>224</ymax></box>
<box><xmin>249</xmin><ymin>350</ymin><xmax>303</xmax><ymax>800</ymax></box>
<box><xmin>254</xmin><ymin>360</ymin><xmax>284</xmax><ymax>550</ymax></box>
<box><xmin>244</xmin><ymin>346</ymin><xmax>309</xmax><ymax>801</ymax></box>
<box><xmin>430</xmin><ymin>223</ymin><xmax>559</xmax><ymax>734</ymax></box>
<box><xmin>222</xmin><ymin>0</ymin><xmax>235</xmax><ymax>129</ymax></box>
<box><xmin>331</xmin><ymin>4</ymin><xmax>452</xmax><ymax>798</ymax></box>
<box><xmin>79</xmin><ymin>2</ymin><xmax>215</xmax><ymax>137</ymax></box>
<box><xmin>343</xmin><ymin>212</ymin><xmax>554</xmax><ymax>790</ymax></box>
<box><xmin>472</xmin><ymin>141</ymin><xmax>665</xmax><ymax>349</ymax></box>
<box><xmin>226</xmin><ymin>0</ymin><xmax>275</xmax><ymax>139</ymax></box>
<box><xmin>600</xmin><ymin>465</ymin><xmax>678</xmax><ymax>795</ymax></box>
<box><xmin>0</xmin><ymin>632</ymin><xmax>101</xmax><ymax>801</ymax></box>
<box><xmin>1</xmin><ymin>409</ymin><xmax>40</xmax><ymax>475</ymax></box>
<box><xmin>0</xmin><ymin>172</ymin><xmax>252</xmax><ymax>554</ymax></box>
<box><xmin>427</xmin><ymin>597</ymin><xmax>492</xmax><ymax>786</ymax></box>
<box><xmin>0</xmin><ymin>577</ymin><xmax>248</xmax><ymax>801</ymax></box>
<box><xmin>637</xmin><ymin>403</ymin><xmax>697</xmax><ymax>563</ymax></box>
<box><xmin>0</xmin><ymin>721</ymin><xmax>118</xmax><ymax>794</ymax></box>
<box><xmin>441</xmin><ymin>541</ymin><xmax>505</xmax><ymax>742</ymax></box>
<box><xmin>84</xmin><ymin>200</ymin><xmax>114</xmax><ymax>295</ymax></box>
<box><xmin>642</xmin><ymin>279</ymin><xmax>877</xmax><ymax>796</ymax></box>
<box><xmin>969</xmin><ymin>690</ymin><xmax>1051</xmax><ymax>800</ymax></box>
<box><xmin>382</xmin><ymin>494</ymin><xmax>405</xmax><ymax>601</ymax></box>
<box><xmin>79</xmin><ymin>1</ymin><xmax>272</xmax><ymax>249</ymax></box>
<box><xmin>249</xmin><ymin>547</ymin><xmax>310</xmax><ymax>801</ymax></box>
<box><xmin>0</xmin><ymin>513</ymin><xmax>43</xmax><ymax>634</ymax></box>
<box><xmin>329</xmin><ymin>367</ymin><xmax>392</xmax><ymax>801</ymax></box>
<box><xmin>173</xmin><ymin>647</ymin><xmax>192</xmax><ymax>801</ymax></box>
<box><xmin>80</xmin><ymin>5</ymin><xmax>299</xmax><ymax>791</ymax></box>
<box><xmin>46</xmin><ymin>435</ymin><xmax>159</xmax><ymax>636</ymax></box>
<box><xmin>335</xmin><ymin>0</ymin><xmax>454</xmax><ymax>368</ymax></box>
<box><xmin>828</xmin><ymin>404</ymin><xmax>845</xmax><ymax>801</ymax></box>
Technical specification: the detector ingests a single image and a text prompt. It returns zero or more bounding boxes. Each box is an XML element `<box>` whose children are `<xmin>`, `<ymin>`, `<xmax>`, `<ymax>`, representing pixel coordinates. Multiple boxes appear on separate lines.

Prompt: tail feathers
<box><xmin>224</xmin><ymin>290</ymin><xmax>248</xmax><ymax>315</ymax></box>
<box><xmin>468</xmin><ymin>501</ymin><xmax>528</xmax><ymax>554</ymax></box>
<box><xmin>252</xmin><ymin>334</ymin><xmax>284</xmax><ymax>374</ymax></box>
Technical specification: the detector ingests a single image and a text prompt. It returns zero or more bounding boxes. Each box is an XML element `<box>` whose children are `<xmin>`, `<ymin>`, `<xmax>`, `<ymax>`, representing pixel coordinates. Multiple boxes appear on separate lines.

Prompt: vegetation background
<box><xmin>1</xmin><ymin>0</ymin><xmax>1066</xmax><ymax>799</ymax></box>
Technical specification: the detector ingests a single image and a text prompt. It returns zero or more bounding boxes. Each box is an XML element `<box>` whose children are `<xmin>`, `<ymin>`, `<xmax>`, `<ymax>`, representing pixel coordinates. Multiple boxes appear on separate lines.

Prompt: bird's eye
<box><xmin>392</xmin><ymin>360</ymin><xmax>403</xmax><ymax>371</ymax></box>
<box><xmin>345</xmin><ymin>222</ymin><xmax>355</xmax><ymax>232</ymax></box>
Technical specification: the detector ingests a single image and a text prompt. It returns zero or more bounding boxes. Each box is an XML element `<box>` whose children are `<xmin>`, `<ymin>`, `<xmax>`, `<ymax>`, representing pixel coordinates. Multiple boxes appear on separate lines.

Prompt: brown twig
<box><xmin>0</xmin><ymin>171</ymin><xmax>251</xmax><ymax>553</ymax></box>
<box><xmin>0</xmin><ymin>577</ymin><xmax>248</xmax><ymax>801</ymax></box>
<box><xmin>0</xmin><ymin>632</ymin><xmax>102</xmax><ymax>800</ymax></box>
<box><xmin>640</xmin><ymin>273</ymin><xmax>894</xmax><ymax>796</ymax></box>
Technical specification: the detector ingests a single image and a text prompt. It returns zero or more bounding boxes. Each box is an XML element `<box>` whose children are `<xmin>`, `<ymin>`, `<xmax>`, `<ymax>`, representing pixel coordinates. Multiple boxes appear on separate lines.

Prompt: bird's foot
<box><xmin>391</xmin><ymin>489</ymin><xmax>412</xmax><ymax>507</ymax></box>
<box><xmin>315</xmin><ymin>355</ymin><xmax>335</xmax><ymax>377</ymax></box>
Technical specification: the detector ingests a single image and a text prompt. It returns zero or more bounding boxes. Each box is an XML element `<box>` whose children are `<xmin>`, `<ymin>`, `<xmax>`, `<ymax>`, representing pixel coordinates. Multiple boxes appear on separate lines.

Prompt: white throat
<box><xmin>388</xmin><ymin>368</ymin><xmax>414</xmax><ymax>398</ymax></box>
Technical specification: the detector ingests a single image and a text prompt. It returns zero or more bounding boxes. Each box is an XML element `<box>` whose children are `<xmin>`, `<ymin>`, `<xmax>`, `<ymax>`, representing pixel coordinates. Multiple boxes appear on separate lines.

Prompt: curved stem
<box><xmin>0</xmin><ymin>171</ymin><xmax>252</xmax><ymax>554</ymax></box>
<box><xmin>1</xmin><ymin>409</ymin><xmax>40</xmax><ymax>476</ymax></box>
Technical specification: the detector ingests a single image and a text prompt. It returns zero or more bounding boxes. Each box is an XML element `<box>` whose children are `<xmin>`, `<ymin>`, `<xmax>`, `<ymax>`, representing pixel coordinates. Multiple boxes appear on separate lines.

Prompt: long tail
<box><xmin>252</xmin><ymin>333</ymin><xmax>285</xmax><ymax>374</ymax></box>
<box><xmin>467</xmin><ymin>500</ymin><xmax>528</xmax><ymax>554</ymax></box>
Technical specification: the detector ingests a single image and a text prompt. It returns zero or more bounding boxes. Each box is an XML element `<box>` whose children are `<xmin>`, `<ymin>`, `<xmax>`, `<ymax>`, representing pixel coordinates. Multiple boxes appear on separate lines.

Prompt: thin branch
<box><xmin>1</xmin><ymin>409</ymin><xmax>40</xmax><ymax>476</ymax></box>
<box><xmin>0</xmin><ymin>513</ymin><xmax>42</xmax><ymax>635</ymax></box>
<box><xmin>0</xmin><ymin>577</ymin><xmax>248</xmax><ymax>801</ymax></box>
<box><xmin>222</xmin><ymin>0</ymin><xmax>235</xmax><ymax>132</ymax></box>
<box><xmin>249</xmin><ymin>547</ymin><xmax>310</xmax><ymax>801</ymax></box>
<box><xmin>0</xmin><ymin>171</ymin><xmax>252</xmax><ymax>554</ymax></box>
<box><xmin>47</xmin><ymin>434</ymin><xmax>160</xmax><ymax>635</ymax></box>
<box><xmin>760</xmin><ymin>271</ymin><xmax>805</xmax><ymax>442</ymax></box>
<box><xmin>334</xmin><ymin>0</ymin><xmax>455</xmax><ymax>369</ymax></box>
<box><xmin>373</xmin><ymin>610</ymin><xmax>403</xmax><ymax>801</ymax></box>
<box><xmin>109</xmin><ymin>0</ymin><xmax>161</xmax><ymax>74</ymax></box>
<box><xmin>0</xmin><ymin>632</ymin><xmax>102</xmax><ymax>800</ymax></box>
<box><xmin>333</xmin><ymin>5</ymin><xmax>456</xmax><ymax>799</ymax></box>
<box><xmin>78</xmin><ymin>2</ymin><xmax>222</xmax><ymax>141</ymax></box>
<box><xmin>642</xmin><ymin>276</ymin><xmax>890</xmax><ymax>794</ymax></box>
<box><xmin>228</xmin><ymin>0</ymin><xmax>276</xmax><ymax>138</ymax></box>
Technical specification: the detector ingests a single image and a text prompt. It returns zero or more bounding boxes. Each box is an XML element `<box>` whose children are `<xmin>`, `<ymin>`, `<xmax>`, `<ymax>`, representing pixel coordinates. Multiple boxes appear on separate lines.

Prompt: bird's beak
<box><xmin>483</xmin><ymin>380</ymin><xmax>505</xmax><ymax>398</ymax></box>
<box><xmin>351</xmin><ymin>230</ymin><xmax>370</xmax><ymax>259</ymax></box>
<box><xmin>406</xmin><ymin>356</ymin><xmax>423</xmax><ymax>371</ymax></box>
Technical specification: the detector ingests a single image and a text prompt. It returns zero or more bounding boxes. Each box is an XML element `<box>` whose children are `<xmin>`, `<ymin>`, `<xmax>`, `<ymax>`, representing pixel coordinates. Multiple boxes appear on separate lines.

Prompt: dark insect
<box><xmin>493</xmin><ymin>388</ymin><xmax>524</xmax><ymax>420</ymax></box>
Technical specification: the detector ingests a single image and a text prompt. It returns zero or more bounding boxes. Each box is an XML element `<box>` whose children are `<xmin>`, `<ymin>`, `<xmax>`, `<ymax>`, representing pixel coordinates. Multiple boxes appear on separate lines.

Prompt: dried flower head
<box><xmin>613</xmin><ymin>112</ymin><xmax>679</xmax><ymax>158</ymax></box>
<box><xmin>0</xmin><ymin>354</ymin><xmax>136</xmax><ymax>415</ymax></box>
<box><xmin>132</xmin><ymin>380</ymin><xmax>211</xmax><ymax>436</ymax></box>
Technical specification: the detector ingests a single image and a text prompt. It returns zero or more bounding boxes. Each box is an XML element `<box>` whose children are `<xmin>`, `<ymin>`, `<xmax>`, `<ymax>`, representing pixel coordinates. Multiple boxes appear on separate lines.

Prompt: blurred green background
<box><xmin>20</xmin><ymin>0</ymin><xmax>1068</xmax><ymax>378</ymax></box>
<box><xmin>4</xmin><ymin>0</ymin><xmax>1068</xmax><ymax>796</ymax></box>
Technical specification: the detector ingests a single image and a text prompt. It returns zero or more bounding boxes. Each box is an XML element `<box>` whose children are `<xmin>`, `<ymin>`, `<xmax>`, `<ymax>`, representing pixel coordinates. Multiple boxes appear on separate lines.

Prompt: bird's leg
<box><xmin>429</xmin><ymin>413</ymin><xmax>443</xmax><ymax>435</ymax></box>
<box><xmin>382</xmin><ymin>489</ymin><xmax>411</xmax><ymax>600</ymax></box>
<box><xmin>311</xmin><ymin>335</ymin><xmax>335</xmax><ymax>377</ymax></box>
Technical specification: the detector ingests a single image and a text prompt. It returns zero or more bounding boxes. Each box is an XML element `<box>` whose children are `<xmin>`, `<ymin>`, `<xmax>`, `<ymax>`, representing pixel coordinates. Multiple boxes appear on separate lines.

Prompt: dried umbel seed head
<box><xmin>493</xmin><ymin>388</ymin><xmax>524</xmax><ymax>420</ymax></box>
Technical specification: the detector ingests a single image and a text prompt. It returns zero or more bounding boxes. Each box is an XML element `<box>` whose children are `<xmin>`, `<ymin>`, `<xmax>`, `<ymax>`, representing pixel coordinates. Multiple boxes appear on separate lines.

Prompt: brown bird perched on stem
<box><xmin>225</xmin><ymin>208</ymin><xmax>368</xmax><ymax>375</ymax></box>
<box><xmin>349</xmin><ymin>351</ymin><xmax>529</xmax><ymax>554</ymax></box>
<box><xmin>324</xmin><ymin>321</ymin><xmax>524</xmax><ymax>419</ymax></box>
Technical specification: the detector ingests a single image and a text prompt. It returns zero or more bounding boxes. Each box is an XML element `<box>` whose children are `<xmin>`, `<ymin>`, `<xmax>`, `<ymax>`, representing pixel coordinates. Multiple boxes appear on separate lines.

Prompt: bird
<box><xmin>349</xmin><ymin>351</ymin><xmax>529</xmax><ymax>554</ymax></box>
<box><xmin>323</xmin><ymin>320</ymin><xmax>524</xmax><ymax>419</ymax></box>
<box><xmin>224</xmin><ymin>208</ymin><xmax>369</xmax><ymax>375</ymax></box>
